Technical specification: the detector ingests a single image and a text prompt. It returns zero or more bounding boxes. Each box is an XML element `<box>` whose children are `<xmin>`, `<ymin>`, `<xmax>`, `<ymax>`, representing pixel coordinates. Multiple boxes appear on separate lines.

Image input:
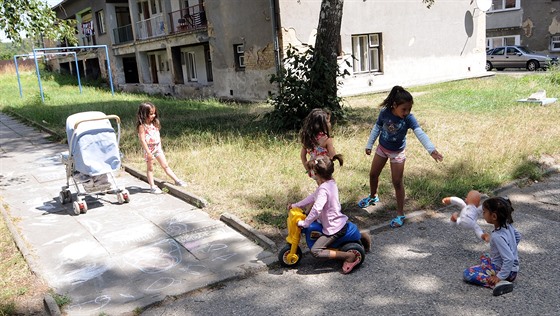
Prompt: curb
<box><xmin>220</xmin><ymin>212</ymin><xmax>278</xmax><ymax>252</ymax></box>
<box><xmin>123</xmin><ymin>165</ymin><xmax>208</xmax><ymax>208</ymax></box>
<box><xmin>0</xmin><ymin>204</ymin><xmax>62</xmax><ymax>316</ymax></box>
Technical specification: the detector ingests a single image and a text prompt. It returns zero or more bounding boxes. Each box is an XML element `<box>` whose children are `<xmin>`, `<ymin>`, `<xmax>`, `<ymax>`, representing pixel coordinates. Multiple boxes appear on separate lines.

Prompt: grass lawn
<box><xmin>1</xmin><ymin>63</ymin><xmax>559</xmax><ymax>312</ymax></box>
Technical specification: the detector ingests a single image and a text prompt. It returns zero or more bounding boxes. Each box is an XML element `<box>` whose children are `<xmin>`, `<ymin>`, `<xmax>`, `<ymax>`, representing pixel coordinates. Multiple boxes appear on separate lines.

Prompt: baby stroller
<box><xmin>59</xmin><ymin>111</ymin><xmax>130</xmax><ymax>215</ymax></box>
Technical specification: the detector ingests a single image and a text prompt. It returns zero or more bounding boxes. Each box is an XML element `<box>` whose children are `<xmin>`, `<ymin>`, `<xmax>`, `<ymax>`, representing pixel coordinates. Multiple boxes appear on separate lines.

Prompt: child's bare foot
<box><xmin>481</xmin><ymin>233</ymin><xmax>490</xmax><ymax>243</ymax></box>
<box><xmin>450</xmin><ymin>212</ymin><xmax>458</xmax><ymax>222</ymax></box>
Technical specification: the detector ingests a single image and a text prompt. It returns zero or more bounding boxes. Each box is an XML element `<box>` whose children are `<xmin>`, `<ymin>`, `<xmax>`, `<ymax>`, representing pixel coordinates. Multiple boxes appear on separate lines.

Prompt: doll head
<box><xmin>465</xmin><ymin>190</ymin><xmax>481</xmax><ymax>207</ymax></box>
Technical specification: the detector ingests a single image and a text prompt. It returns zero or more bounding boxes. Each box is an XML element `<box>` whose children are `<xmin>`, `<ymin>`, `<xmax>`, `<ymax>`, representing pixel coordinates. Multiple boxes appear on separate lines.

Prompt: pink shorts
<box><xmin>375</xmin><ymin>145</ymin><xmax>406</xmax><ymax>164</ymax></box>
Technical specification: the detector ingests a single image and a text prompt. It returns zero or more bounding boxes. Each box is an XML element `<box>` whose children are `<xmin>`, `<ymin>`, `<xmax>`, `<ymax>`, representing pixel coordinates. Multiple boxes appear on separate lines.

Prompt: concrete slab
<box><xmin>0</xmin><ymin>113</ymin><xmax>274</xmax><ymax>316</ymax></box>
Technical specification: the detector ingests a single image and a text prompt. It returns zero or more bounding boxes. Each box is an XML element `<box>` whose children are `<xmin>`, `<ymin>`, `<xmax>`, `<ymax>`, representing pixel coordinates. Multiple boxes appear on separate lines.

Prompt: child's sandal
<box><xmin>389</xmin><ymin>215</ymin><xmax>406</xmax><ymax>228</ymax></box>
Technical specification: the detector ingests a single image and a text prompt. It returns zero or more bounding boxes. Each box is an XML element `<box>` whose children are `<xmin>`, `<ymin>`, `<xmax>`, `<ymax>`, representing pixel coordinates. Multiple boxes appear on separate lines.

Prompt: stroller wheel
<box><xmin>117</xmin><ymin>189</ymin><xmax>130</xmax><ymax>204</ymax></box>
<box><xmin>72</xmin><ymin>200</ymin><xmax>88</xmax><ymax>215</ymax></box>
<box><xmin>72</xmin><ymin>201</ymin><xmax>81</xmax><ymax>215</ymax></box>
<box><xmin>59</xmin><ymin>190</ymin><xmax>72</xmax><ymax>204</ymax></box>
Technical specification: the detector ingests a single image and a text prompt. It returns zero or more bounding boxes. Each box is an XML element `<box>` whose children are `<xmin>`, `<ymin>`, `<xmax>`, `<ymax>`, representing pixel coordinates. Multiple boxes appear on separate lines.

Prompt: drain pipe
<box><xmin>269</xmin><ymin>0</ymin><xmax>281</xmax><ymax>81</ymax></box>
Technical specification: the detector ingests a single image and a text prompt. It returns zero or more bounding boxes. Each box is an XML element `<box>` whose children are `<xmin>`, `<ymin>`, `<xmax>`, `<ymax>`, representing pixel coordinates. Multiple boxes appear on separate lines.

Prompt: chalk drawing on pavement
<box><xmin>124</xmin><ymin>238</ymin><xmax>182</xmax><ymax>274</ymax></box>
<box><xmin>67</xmin><ymin>294</ymin><xmax>110</xmax><ymax>313</ymax></box>
<box><xmin>146</xmin><ymin>277</ymin><xmax>180</xmax><ymax>291</ymax></box>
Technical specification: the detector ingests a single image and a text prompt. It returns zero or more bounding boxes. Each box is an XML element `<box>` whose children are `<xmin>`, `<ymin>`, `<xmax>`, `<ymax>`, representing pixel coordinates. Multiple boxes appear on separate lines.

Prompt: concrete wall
<box><xmin>520</xmin><ymin>0</ymin><xmax>560</xmax><ymax>53</ymax></box>
<box><xmin>204</xmin><ymin>0</ymin><xmax>278</xmax><ymax>101</ymax></box>
<box><xmin>278</xmin><ymin>0</ymin><xmax>488</xmax><ymax>96</ymax></box>
<box><xmin>487</xmin><ymin>0</ymin><xmax>560</xmax><ymax>54</ymax></box>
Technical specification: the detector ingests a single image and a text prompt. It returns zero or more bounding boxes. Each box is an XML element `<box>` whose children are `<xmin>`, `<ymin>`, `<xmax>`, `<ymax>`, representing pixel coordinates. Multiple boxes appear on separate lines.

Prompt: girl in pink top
<box><xmin>288</xmin><ymin>154</ymin><xmax>360</xmax><ymax>274</ymax></box>
<box><xmin>137</xmin><ymin>102</ymin><xmax>185</xmax><ymax>193</ymax></box>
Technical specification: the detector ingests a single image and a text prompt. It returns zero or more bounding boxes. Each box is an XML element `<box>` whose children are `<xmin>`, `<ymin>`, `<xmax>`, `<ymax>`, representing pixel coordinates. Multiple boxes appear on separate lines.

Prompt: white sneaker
<box><xmin>492</xmin><ymin>280</ymin><xmax>514</xmax><ymax>296</ymax></box>
<box><xmin>150</xmin><ymin>187</ymin><xmax>163</xmax><ymax>194</ymax></box>
<box><xmin>175</xmin><ymin>180</ymin><xmax>187</xmax><ymax>187</ymax></box>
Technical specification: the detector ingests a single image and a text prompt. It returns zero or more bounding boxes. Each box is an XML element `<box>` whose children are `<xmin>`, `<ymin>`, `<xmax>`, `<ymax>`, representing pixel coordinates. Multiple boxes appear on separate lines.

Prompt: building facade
<box><xmin>49</xmin><ymin>0</ymin><xmax>488</xmax><ymax>101</ymax></box>
<box><xmin>486</xmin><ymin>0</ymin><xmax>560</xmax><ymax>54</ymax></box>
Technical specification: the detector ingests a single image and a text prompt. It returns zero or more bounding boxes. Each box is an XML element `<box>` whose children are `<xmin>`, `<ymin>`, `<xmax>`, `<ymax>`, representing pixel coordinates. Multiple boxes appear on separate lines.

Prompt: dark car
<box><xmin>486</xmin><ymin>45</ymin><xmax>559</xmax><ymax>71</ymax></box>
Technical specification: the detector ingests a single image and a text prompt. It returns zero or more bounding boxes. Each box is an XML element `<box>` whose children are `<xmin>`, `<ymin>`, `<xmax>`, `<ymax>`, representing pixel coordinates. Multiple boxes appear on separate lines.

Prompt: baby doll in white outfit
<box><xmin>442</xmin><ymin>190</ymin><xmax>490</xmax><ymax>242</ymax></box>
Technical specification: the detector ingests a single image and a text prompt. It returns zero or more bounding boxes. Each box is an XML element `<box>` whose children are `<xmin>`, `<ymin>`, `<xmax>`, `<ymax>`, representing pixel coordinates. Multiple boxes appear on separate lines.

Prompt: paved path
<box><xmin>142</xmin><ymin>173</ymin><xmax>560</xmax><ymax>316</ymax></box>
<box><xmin>0</xmin><ymin>113</ymin><xmax>273</xmax><ymax>315</ymax></box>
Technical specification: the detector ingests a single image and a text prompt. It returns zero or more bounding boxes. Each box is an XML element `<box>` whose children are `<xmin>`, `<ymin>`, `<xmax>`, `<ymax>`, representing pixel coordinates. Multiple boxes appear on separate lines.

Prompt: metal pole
<box><xmin>14</xmin><ymin>55</ymin><xmax>23</xmax><ymax>98</ymax></box>
<box><xmin>33</xmin><ymin>50</ymin><xmax>45</xmax><ymax>103</ymax></box>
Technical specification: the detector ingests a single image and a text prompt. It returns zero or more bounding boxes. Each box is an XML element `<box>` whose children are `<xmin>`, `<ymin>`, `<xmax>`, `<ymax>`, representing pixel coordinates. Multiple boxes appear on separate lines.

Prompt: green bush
<box><xmin>266</xmin><ymin>45</ymin><xmax>347</xmax><ymax>130</ymax></box>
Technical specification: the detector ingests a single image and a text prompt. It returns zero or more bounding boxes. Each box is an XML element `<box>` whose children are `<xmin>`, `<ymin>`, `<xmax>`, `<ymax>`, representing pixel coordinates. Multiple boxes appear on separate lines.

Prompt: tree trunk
<box><xmin>310</xmin><ymin>0</ymin><xmax>344</xmax><ymax>114</ymax></box>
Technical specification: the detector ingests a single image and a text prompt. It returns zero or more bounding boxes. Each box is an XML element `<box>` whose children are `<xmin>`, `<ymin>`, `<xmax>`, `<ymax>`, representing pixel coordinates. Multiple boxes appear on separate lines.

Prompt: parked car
<box><xmin>486</xmin><ymin>46</ymin><xmax>559</xmax><ymax>71</ymax></box>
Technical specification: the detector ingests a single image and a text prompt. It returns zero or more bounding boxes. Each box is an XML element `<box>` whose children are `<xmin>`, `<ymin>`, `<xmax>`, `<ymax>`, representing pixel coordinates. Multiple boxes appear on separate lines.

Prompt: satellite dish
<box><xmin>476</xmin><ymin>0</ymin><xmax>492</xmax><ymax>12</ymax></box>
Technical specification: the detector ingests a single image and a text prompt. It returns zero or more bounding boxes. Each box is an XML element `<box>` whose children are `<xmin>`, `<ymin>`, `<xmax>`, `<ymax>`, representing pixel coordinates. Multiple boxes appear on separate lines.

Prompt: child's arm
<box><xmin>299</xmin><ymin>187</ymin><xmax>328</xmax><ymax>227</ymax></box>
<box><xmin>300</xmin><ymin>147</ymin><xmax>309</xmax><ymax>172</ymax></box>
<box><xmin>413</xmin><ymin>127</ymin><xmax>443</xmax><ymax>162</ymax></box>
<box><xmin>494</xmin><ymin>236</ymin><xmax>517</xmax><ymax>281</ymax></box>
<box><xmin>137</xmin><ymin>125</ymin><xmax>152</xmax><ymax>159</ymax></box>
<box><xmin>365</xmin><ymin>123</ymin><xmax>381</xmax><ymax>155</ymax></box>
<box><xmin>324</xmin><ymin>137</ymin><xmax>336</xmax><ymax>159</ymax></box>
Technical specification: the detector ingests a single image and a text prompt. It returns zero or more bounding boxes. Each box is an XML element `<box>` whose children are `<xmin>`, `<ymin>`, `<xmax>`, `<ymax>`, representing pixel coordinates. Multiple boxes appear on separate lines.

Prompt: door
<box><xmin>149</xmin><ymin>54</ymin><xmax>158</xmax><ymax>83</ymax></box>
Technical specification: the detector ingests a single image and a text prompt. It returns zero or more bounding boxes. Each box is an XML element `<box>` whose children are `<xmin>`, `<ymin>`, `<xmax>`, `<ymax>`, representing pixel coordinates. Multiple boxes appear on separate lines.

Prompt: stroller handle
<box><xmin>70</xmin><ymin>114</ymin><xmax>121</xmax><ymax>149</ymax></box>
<box><xmin>73</xmin><ymin>114</ymin><xmax>121</xmax><ymax>129</ymax></box>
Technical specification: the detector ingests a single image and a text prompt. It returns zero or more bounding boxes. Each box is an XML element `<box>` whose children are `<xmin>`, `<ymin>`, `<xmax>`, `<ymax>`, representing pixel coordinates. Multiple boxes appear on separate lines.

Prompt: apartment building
<box><xmin>49</xmin><ymin>0</ymin><xmax>488</xmax><ymax>101</ymax></box>
<box><xmin>486</xmin><ymin>0</ymin><xmax>560</xmax><ymax>54</ymax></box>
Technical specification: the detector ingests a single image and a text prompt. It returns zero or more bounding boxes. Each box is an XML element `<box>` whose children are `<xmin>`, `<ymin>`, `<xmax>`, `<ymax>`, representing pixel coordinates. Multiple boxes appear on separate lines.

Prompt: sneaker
<box><xmin>492</xmin><ymin>280</ymin><xmax>514</xmax><ymax>296</ymax></box>
<box><xmin>175</xmin><ymin>180</ymin><xmax>187</xmax><ymax>187</ymax></box>
<box><xmin>358</xmin><ymin>195</ymin><xmax>380</xmax><ymax>208</ymax></box>
<box><xmin>150</xmin><ymin>187</ymin><xmax>163</xmax><ymax>194</ymax></box>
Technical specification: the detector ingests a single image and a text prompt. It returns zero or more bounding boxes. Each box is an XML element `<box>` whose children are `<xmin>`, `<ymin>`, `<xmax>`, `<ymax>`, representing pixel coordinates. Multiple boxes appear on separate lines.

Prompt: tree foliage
<box><xmin>0</xmin><ymin>0</ymin><xmax>77</xmax><ymax>45</ymax></box>
<box><xmin>267</xmin><ymin>45</ymin><xmax>348</xmax><ymax>131</ymax></box>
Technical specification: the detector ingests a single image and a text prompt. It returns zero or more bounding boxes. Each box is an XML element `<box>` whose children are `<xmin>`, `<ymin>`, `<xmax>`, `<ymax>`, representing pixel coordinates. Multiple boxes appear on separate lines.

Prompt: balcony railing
<box><xmin>113</xmin><ymin>24</ymin><xmax>134</xmax><ymax>45</ymax></box>
<box><xmin>136</xmin><ymin>14</ymin><xmax>167</xmax><ymax>40</ymax></box>
<box><xmin>169</xmin><ymin>4</ymin><xmax>207</xmax><ymax>34</ymax></box>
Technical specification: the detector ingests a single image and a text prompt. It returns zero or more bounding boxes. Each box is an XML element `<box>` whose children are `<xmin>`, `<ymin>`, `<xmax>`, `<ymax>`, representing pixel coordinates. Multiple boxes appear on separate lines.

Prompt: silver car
<box><xmin>486</xmin><ymin>45</ymin><xmax>558</xmax><ymax>71</ymax></box>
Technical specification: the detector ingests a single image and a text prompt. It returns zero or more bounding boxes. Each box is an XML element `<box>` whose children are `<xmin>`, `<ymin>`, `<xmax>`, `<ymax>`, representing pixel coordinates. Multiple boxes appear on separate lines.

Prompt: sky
<box><xmin>1</xmin><ymin>0</ymin><xmax>64</xmax><ymax>42</ymax></box>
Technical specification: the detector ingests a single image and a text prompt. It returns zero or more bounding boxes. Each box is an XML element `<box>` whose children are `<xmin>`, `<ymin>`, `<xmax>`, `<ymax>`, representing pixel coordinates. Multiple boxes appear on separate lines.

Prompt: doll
<box><xmin>442</xmin><ymin>190</ymin><xmax>490</xmax><ymax>242</ymax></box>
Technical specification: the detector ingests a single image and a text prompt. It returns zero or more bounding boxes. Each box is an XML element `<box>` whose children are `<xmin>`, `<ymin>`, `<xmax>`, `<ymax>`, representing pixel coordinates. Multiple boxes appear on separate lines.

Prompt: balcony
<box><xmin>169</xmin><ymin>4</ymin><xmax>207</xmax><ymax>34</ymax></box>
<box><xmin>136</xmin><ymin>14</ymin><xmax>167</xmax><ymax>40</ymax></box>
<box><xmin>113</xmin><ymin>24</ymin><xmax>134</xmax><ymax>45</ymax></box>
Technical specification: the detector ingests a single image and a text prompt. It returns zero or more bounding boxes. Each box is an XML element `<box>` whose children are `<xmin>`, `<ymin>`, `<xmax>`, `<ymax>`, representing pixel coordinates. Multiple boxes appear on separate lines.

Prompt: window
<box><xmin>185</xmin><ymin>52</ymin><xmax>197</xmax><ymax>81</ymax></box>
<box><xmin>96</xmin><ymin>10</ymin><xmax>106</xmax><ymax>34</ymax></box>
<box><xmin>551</xmin><ymin>35</ymin><xmax>560</xmax><ymax>52</ymax></box>
<box><xmin>486</xmin><ymin>36</ymin><xmax>519</xmax><ymax>50</ymax></box>
<box><xmin>234</xmin><ymin>44</ymin><xmax>245</xmax><ymax>70</ymax></box>
<box><xmin>490</xmin><ymin>0</ymin><xmax>518</xmax><ymax>11</ymax></box>
<box><xmin>352</xmin><ymin>33</ymin><xmax>382</xmax><ymax>73</ymax></box>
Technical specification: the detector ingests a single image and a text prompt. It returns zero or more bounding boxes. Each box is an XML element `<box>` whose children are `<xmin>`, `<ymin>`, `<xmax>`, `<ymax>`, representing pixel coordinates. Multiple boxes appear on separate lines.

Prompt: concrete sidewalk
<box><xmin>0</xmin><ymin>113</ymin><xmax>275</xmax><ymax>315</ymax></box>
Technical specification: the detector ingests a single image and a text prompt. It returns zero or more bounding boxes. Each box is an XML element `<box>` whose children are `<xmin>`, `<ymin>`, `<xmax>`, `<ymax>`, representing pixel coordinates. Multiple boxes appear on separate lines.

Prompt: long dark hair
<box><xmin>483</xmin><ymin>197</ymin><xmax>514</xmax><ymax>229</ymax></box>
<box><xmin>300</xmin><ymin>108</ymin><xmax>331</xmax><ymax>150</ymax></box>
<box><xmin>136</xmin><ymin>102</ymin><xmax>161</xmax><ymax>131</ymax></box>
<box><xmin>380</xmin><ymin>85</ymin><xmax>413</xmax><ymax>109</ymax></box>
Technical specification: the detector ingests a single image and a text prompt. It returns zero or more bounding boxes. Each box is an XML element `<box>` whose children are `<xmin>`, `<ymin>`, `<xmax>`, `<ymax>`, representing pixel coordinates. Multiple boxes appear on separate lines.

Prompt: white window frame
<box><xmin>486</xmin><ymin>35</ymin><xmax>519</xmax><ymax>50</ymax></box>
<box><xmin>489</xmin><ymin>0</ymin><xmax>519</xmax><ymax>12</ymax></box>
<box><xmin>551</xmin><ymin>35</ymin><xmax>560</xmax><ymax>52</ymax></box>
<box><xmin>185</xmin><ymin>51</ymin><xmax>197</xmax><ymax>82</ymax></box>
<box><xmin>352</xmin><ymin>33</ymin><xmax>381</xmax><ymax>74</ymax></box>
<box><xmin>96</xmin><ymin>10</ymin><xmax>106</xmax><ymax>34</ymax></box>
<box><xmin>234</xmin><ymin>44</ymin><xmax>245</xmax><ymax>70</ymax></box>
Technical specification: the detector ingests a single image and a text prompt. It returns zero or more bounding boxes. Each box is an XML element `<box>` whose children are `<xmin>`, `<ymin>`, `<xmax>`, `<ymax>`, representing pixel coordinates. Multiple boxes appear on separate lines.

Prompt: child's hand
<box><xmin>487</xmin><ymin>275</ymin><xmax>500</xmax><ymax>286</ymax></box>
<box><xmin>286</xmin><ymin>203</ymin><xmax>292</xmax><ymax>211</ymax></box>
<box><xmin>431</xmin><ymin>150</ymin><xmax>443</xmax><ymax>162</ymax></box>
<box><xmin>365</xmin><ymin>148</ymin><xmax>372</xmax><ymax>155</ymax></box>
<box><xmin>297</xmin><ymin>220</ymin><xmax>305</xmax><ymax>227</ymax></box>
